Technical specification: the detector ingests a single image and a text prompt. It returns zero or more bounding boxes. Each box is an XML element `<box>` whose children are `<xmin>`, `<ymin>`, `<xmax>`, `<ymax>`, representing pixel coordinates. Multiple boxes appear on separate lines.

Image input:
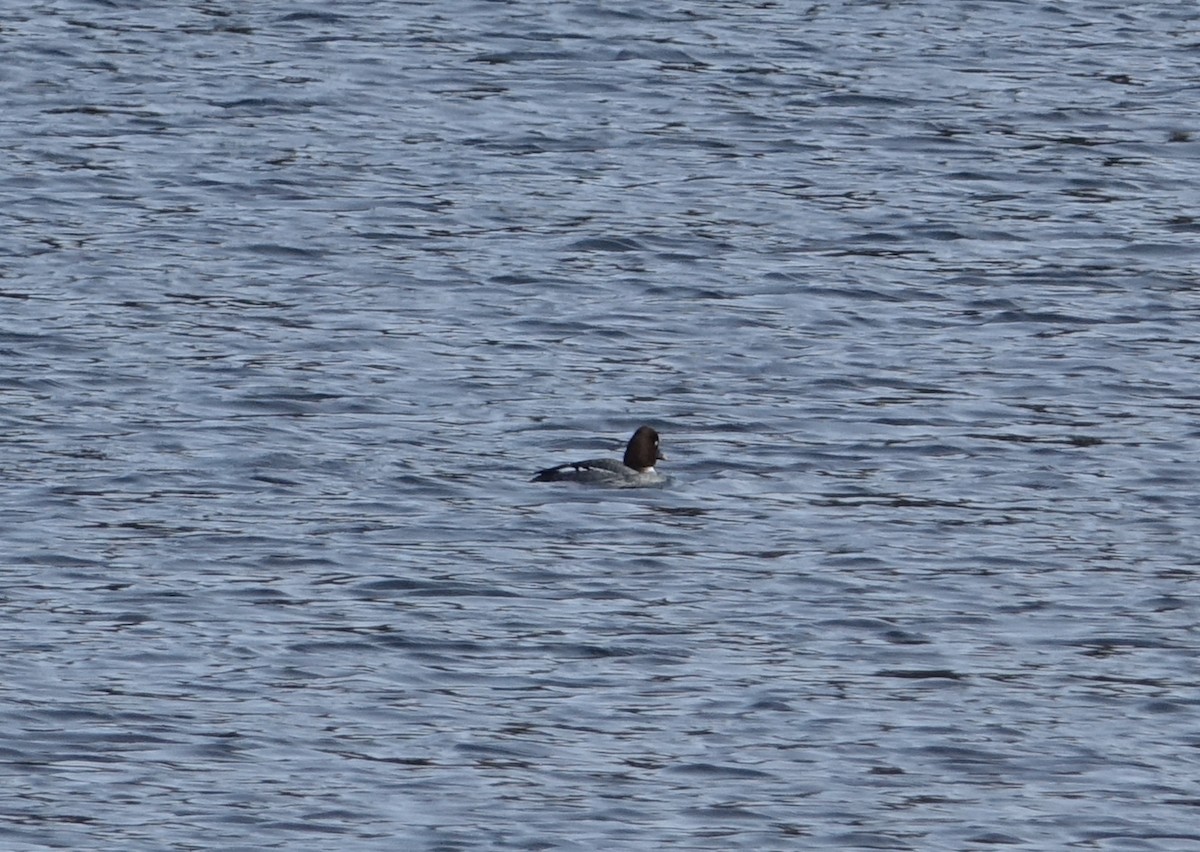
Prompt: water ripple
<box><xmin>2</xmin><ymin>1</ymin><xmax>1200</xmax><ymax>850</ymax></box>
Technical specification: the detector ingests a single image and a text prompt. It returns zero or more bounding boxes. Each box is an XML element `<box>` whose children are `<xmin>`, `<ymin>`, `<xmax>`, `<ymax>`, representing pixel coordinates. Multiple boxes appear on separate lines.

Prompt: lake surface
<box><xmin>3</xmin><ymin>1</ymin><xmax>1200</xmax><ymax>849</ymax></box>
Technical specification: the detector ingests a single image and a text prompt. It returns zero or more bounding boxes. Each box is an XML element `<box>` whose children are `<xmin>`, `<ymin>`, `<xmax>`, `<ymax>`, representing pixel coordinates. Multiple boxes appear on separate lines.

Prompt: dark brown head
<box><xmin>623</xmin><ymin>425</ymin><xmax>665</xmax><ymax>472</ymax></box>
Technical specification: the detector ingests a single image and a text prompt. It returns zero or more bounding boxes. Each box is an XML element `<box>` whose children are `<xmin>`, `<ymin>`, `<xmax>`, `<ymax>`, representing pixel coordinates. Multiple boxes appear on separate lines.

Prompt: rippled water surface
<box><xmin>4</xmin><ymin>1</ymin><xmax>1200</xmax><ymax>849</ymax></box>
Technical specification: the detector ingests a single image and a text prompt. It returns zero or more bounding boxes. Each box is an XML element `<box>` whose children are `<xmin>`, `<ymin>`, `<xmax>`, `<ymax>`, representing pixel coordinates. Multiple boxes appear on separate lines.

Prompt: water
<box><xmin>3</xmin><ymin>1</ymin><xmax>1200</xmax><ymax>849</ymax></box>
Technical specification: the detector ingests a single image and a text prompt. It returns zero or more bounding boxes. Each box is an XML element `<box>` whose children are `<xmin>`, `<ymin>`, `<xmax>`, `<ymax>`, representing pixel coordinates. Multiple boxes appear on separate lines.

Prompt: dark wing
<box><xmin>531</xmin><ymin>458</ymin><xmax>623</xmax><ymax>482</ymax></box>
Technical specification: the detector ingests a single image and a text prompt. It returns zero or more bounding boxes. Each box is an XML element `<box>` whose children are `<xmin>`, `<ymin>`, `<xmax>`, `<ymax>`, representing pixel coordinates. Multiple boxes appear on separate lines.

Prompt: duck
<box><xmin>531</xmin><ymin>425</ymin><xmax>666</xmax><ymax>486</ymax></box>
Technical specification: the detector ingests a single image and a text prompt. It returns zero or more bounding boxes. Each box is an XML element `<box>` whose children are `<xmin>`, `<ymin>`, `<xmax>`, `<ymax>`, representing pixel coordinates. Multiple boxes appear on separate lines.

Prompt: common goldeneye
<box><xmin>531</xmin><ymin>425</ymin><xmax>666</xmax><ymax>486</ymax></box>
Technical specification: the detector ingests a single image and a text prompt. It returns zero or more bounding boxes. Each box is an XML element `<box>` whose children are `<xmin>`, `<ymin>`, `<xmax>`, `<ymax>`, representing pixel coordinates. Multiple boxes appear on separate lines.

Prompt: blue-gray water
<box><xmin>4</xmin><ymin>2</ymin><xmax>1200</xmax><ymax>849</ymax></box>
